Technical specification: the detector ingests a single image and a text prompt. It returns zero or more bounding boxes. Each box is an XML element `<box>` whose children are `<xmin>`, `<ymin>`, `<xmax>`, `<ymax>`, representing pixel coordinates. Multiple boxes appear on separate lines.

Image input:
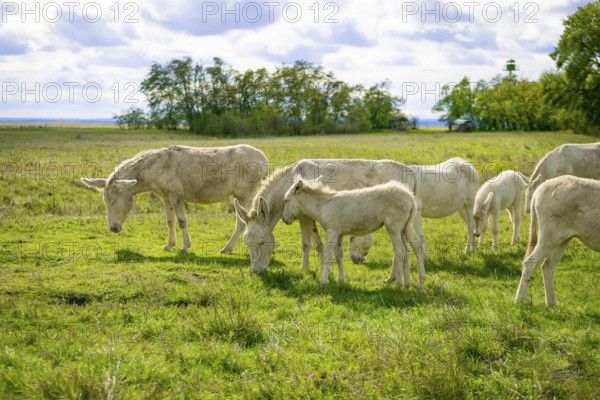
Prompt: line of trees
<box><xmin>432</xmin><ymin>75</ymin><xmax>554</xmax><ymax>132</ymax></box>
<box><xmin>115</xmin><ymin>58</ymin><xmax>406</xmax><ymax>136</ymax></box>
<box><xmin>433</xmin><ymin>1</ymin><xmax>600</xmax><ymax>134</ymax></box>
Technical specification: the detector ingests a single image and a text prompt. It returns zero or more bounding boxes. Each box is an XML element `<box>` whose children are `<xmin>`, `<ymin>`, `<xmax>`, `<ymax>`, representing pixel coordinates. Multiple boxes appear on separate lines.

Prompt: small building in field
<box><xmin>389</xmin><ymin>115</ymin><xmax>409</xmax><ymax>131</ymax></box>
<box><xmin>454</xmin><ymin>118</ymin><xmax>474</xmax><ymax>132</ymax></box>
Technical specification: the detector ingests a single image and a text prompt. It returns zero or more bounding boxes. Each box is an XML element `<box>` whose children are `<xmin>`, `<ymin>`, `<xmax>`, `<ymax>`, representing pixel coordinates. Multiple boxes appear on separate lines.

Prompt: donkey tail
<box><xmin>403</xmin><ymin>193</ymin><xmax>419</xmax><ymax>241</ymax></box>
<box><xmin>526</xmin><ymin>197</ymin><xmax>538</xmax><ymax>256</ymax></box>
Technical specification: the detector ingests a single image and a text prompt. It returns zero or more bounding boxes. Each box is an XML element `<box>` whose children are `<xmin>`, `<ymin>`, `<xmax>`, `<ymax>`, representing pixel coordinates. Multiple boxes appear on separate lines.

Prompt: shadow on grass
<box><xmin>114</xmin><ymin>249</ymin><xmax>288</xmax><ymax>272</ymax></box>
<box><xmin>357</xmin><ymin>243</ymin><xmax>525</xmax><ymax>280</ymax></box>
<box><xmin>115</xmin><ymin>249</ymin><xmax>469</xmax><ymax>310</ymax></box>
<box><xmin>115</xmin><ymin>249</ymin><xmax>249</xmax><ymax>268</ymax></box>
<box><xmin>422</xmin><ymin>246</ymin><xmax>525</xmax><ymax>279</ymax></box>
<box><xmin>258</xmin><ymin>266</ymin><xmax>469</xmax><ymax>310</ymax></box>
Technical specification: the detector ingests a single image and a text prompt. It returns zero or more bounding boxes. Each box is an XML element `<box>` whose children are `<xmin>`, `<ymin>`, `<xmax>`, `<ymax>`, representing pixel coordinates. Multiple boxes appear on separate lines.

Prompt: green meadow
<box><xmin>1</xmin><ymin>128</ymin><xmax>599</xmax><ymax>399</ymax></box>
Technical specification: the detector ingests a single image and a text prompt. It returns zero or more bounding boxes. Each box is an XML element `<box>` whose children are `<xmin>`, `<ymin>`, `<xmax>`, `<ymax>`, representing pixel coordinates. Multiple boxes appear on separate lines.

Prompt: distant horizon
<box><xmin>0</xmin><ymin>117</ymin><xmax>448</xmax><ymax>128</ymax></box>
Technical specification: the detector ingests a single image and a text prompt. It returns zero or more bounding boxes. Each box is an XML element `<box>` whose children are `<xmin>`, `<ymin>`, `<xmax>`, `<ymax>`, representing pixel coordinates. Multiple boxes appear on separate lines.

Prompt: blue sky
<box><xmin>0</xmin><ymin>0</ymin><xmax>592</xmax><ymax>119</ymax></box>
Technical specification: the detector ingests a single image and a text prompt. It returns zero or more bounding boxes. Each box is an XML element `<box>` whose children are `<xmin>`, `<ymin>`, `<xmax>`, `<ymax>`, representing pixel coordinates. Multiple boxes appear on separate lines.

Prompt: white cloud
<box><xmin>0</xmin><ymin>0</ymin><xmax>592</xmax><ymax>119</ymax></box>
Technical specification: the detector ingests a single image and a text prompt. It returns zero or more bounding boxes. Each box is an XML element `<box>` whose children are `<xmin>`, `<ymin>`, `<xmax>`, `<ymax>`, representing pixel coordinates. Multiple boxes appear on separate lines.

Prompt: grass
<box><xmin>1</xmin><ymin>127</ymin><xmax>599</xmax><ymax>399</ymax></box>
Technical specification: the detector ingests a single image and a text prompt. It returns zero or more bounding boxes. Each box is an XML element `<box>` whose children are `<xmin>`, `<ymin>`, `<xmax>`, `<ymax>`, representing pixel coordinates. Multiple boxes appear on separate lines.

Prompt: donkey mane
<box><xmin>107</xmin><ymin>148</ymin><xmax>163</xmax><ymax>184</ymax></box>
<box><xmin>530</xmin><ymin>145</ymin><xmax>562</xmax><ymax>179</ymax></box>
<box><xmin>299</xmin><ymin>180</ymin><xmax>336</xmax><ymax>195</ymax></box>
<box><xmin>248</xmin><ymin>165</ymin><xmax>293</xmax><ymax>218</ymax></box>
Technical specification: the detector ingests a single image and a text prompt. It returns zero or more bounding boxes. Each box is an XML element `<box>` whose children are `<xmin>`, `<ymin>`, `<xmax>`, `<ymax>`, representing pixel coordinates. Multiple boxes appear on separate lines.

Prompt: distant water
<box><xmin>0</xmin><ymin>117</ymin><xmax>446</xmax><ymax>127</ymax></box>
<box><xmin>417</xmin><ymin>118</ymin><xmax>446</xmax><ymax>128</ymax></box>
<box><xmin>0</xmin><ymin>118</ymin><xmax>116</xmax><ymax>124</ymax></box>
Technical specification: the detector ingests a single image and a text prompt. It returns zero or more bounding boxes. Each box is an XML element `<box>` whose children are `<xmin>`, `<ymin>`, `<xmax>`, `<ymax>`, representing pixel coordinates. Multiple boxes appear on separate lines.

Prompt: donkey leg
<box><xmin>384</xmin><ymin>236</ymin><xmax>404</xmax><ymax>284</ymax></box>
<box><xmin>508</xmin><ymin>207</ymin><xmax>522</xmax><ymax>246</ymax></box>
<box><xmin>311</xmin><ymin>220</ymin><xmax>324</xmax><ymax>265</ymax></box>
<box><xmin>491</xmin><ymin>209</ymin><xmax>500</xmax><ymax>253</ymax></box>
<box><xmin>458</xmin><ymin>206</ymin><xmax>477</xmax><ymax>255</ymax></box>
<box><xmin>335</xmin><ymin>235</ymin><xmax>345</xmax><ymax>284</ymax></box>
<box><xmin>511</xmin><ymin>192</ymin><xmax>524</xmax><ymax>245</ymax></box>
<box><xmin>413</xmin><ymin>210</ymin><xmax>428</xmax><ymax>260</ymax></box>
<box><xmin>299</xmin><ymin>217</ymin><xmax>314</xmax><ymax>271</ymax></box>
<box><xmin>386</xmin><ymin>225</ymin><xmax>406</xmax><ymax>288</ymax></box>
<box><xmin>541</xmin><ymin>241</ymin><xmax>569</xmax><ymax>306</ymax></box>
<box><xmin>321</xmin><ymin>233</ymin><xmax>338</xmax><ymax>286</ymax></box>
<box><xmin>479</xmin><ymin>217</ymin><xmax>488</xmax><ymax>246</ymax></box>
<box><xmin>515</xmin><ymin>243</ymin><xmax>553</xmax><ymax>303</ymax></box>
<box><xmin>170</xmin><ymin>195</ymin><xmax>191</xmax><ymax>252</ymax></box>
<box><xmin>161</xmin><ymin>197</ymin><xmax>177</xmax><ymax>250</ymax></box>
<box><xmin>221</xmin><ymin>201</ymin><xmax>245</xmax><ymax>254</ymax></box>
<box><xmin>402</xmin><ymin>241</ymin><xmax>410</xmax><ymax>288</ymax></box>
<box><xmin>386</xmin><ymin>266</ymin><xmax>397</xmax><ymax>284</ymax></box>
<box><xmin>405</xmin><ymin>223</ymin><xmax>425</xmax><ymax>285</ymax></box>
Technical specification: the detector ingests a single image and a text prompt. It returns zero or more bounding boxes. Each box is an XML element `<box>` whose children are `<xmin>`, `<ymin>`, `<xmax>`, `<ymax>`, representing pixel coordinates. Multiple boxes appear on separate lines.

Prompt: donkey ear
<box><xmin>482</xmin><ymin>192</ymin><xmax>494</xmax><ymax>211</ymax></box>
<box><xmin>257</xmin><ymin>197</ymin><xmax>269</xmax><ymax>222</ymax></box>
<box><xmin>519</xmin><ymin>172</ymin><xmax>530</xmax><ymax>185</ymax></box>
<box><xmin>234</xmin><ymin>198</ymin><xmax>250</xmax><ymax>225</ymax></box>
<box><xmin>81</xmin><ymin>178</ymin><xmax>107</xmax><ymax>191</ymax></box>
<box><xmin>293</xmin><ymin>180</ymin><xmax>304</xmax><ymax>193</ymax></box>
<box><xmin>114</xmin><ymin>179</ymin><xmax>138</xmax><ymax>191</ymax></box>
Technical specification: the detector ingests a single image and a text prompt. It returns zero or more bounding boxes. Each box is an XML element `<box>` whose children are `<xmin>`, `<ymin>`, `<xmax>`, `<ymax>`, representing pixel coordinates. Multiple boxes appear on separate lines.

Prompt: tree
<box><xmin>474</xmin><ymin>77</ymin><xmax>545</xmax><ymax>131</ymax></box>
<box><xmin>551</xmin><ymin>1</ymin><xmax>600</xmax><ymax>130</ymax></box>
<box><xmin>540</xmin><ymin>71</ymin><xmax>587</xmax><ymax>132</ymax></box>
<box><xmin>140</xmin><ymin>62</ymin><xmax>183</xmax><ymax>130</ymax></box>
<box><xmin>169</xmin><ymin>57</ymin><xmax>206</xmax><ymax>133</ymax></box>
<box><xmin>113</xmin><ymin>107</ymin><xmax>148</xmax><ymax>129</ymax></box>
<box><xmin>139</xmin><ymin>57</ymin><xmax>406</xmax><ymax>136</ymax></box>
<box><xmin>432</xmin><ymin>76</ymin><xmax>474</xmax><ymax>130</ymax></box>
<box><xmin>363</xmin><ymin>81</ymin><xmax>404</xmax><ymax>129</ymax></box>
<box><xmin>205</xmin><ymin>57</ymin><xmax>234</xmax><ymax>116</ymax></box>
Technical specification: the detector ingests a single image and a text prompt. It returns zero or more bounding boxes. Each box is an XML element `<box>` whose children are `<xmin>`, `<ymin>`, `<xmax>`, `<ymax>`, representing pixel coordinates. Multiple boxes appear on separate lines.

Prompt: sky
<box><xmin>0</xmin><ymin>0</ymin><xmax>592</xmax><ymax>120</ymax></box>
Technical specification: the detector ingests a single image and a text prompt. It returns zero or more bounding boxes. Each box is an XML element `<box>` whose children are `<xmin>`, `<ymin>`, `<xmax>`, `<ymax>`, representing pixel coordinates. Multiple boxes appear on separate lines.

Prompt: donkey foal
<box><xmin>473</xmin><ymin>170</ymin><xmax>529</xmax><ymax>252</ymax></box>
<box><xmin>282</xmin><ymin>179</ymin><xmax>424</xmax><ymax>287</ymax></box>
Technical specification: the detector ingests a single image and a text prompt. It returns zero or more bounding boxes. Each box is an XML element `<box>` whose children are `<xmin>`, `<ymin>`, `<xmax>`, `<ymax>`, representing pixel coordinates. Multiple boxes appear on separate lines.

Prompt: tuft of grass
<box><xmin>194</xmin><ymin>294</ymin><xmax>266</xmax><ymax>348</ymax></box>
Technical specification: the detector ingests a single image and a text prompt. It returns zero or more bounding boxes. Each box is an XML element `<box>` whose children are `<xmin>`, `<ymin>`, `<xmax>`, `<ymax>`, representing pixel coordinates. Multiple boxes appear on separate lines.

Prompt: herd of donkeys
<box><xmin>80</xmin><ymin>142</ymin><xmax>600</xmax><ymax>306</ymax></box>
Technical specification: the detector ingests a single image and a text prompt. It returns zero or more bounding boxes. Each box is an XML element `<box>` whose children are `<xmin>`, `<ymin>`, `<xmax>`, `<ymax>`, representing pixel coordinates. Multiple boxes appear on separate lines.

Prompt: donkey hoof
<box><xmin>163</xmin><ymin>243</ymin><xmax>175</xmax><ymax>251</ymax></box>
<box><xmin>220</xmin><ymin>247</ymin><xmax>233</xmax><ymax>254</ymax></box>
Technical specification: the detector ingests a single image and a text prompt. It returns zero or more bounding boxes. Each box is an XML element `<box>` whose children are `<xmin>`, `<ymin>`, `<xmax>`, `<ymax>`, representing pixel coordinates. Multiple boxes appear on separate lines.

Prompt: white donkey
<box><xmin>473</xmin><ymin>170</ymin><xmax>529</xmax><ymax>252</ymax></box>
<box><xmin>81</xmin><ymin>144</ymin><xmax>268</xmax><ymax>252</ymax></box>
<box><xmin>350</xmin><ymin>157</ymin><xmax>480</xmax><ymax>261</ymax></box>
<box><xmin>516</xmin><ymin>176</ymin><xmax>600</xmax><ymax>306</ymax></box>
<box><xmin>282</xmin><ymin>179</ymin><xmax>422</xmax><ymax>287</ymax></box>
<box><xmin>526</xmin><ymin>142</ymin><xmax>600</xmax><ymax>213</ymax></box>
<box><xmin>233</xmin><ymin>159</ymin><xmax>422</xmax><ymax>275</ymax></box>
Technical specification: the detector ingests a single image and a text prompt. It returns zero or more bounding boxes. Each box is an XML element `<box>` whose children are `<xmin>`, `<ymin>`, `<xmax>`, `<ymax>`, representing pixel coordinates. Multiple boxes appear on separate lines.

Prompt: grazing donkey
<box><xmin>515</xmin><ymin>176</ymin><xmax>600</xmax><ymax>306</ymax></box>
<box><xmin>526</xmin><ymin>142</ymin><xmax>600</xmax><ymax>213</ymax></box>
<box><xmin>81</xmin><ymin>144</ymin><xmax>268</xmax><ymax>252</ymax></box>
<box><xmin>473</xmin><ymin>170</ymin><xmax>529</xmax><ymax>252</ymax></box>
<box><xmin>350</xmin><ymin>157</ymin><xmax>480</xmax><ymax>260</ymax></box>
<box><xmin>233</xmin><ymin>159</ymin><xmax>421</xmax><ymax>275</ymax></box>
<box><xmin>282</xmin><ymin>179</ymin><xmax>423</xmax><ymax>287</ymax></box>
